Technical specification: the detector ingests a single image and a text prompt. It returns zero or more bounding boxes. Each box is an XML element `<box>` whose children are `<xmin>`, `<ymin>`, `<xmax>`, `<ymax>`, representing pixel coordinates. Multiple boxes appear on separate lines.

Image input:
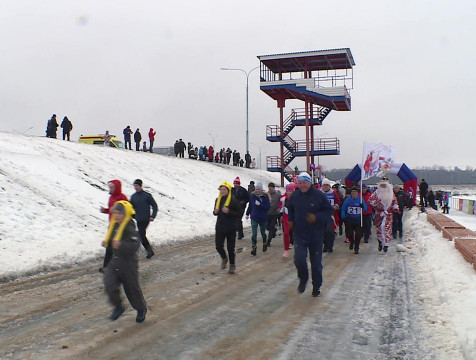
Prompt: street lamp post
<box><xmin>220</xmin><ymin>66</ymin><xmax>259</xmax><ymax>156</ymax></box>
<box><xmin>208</xmin><ymin>132</ymin><xmax>219</xmax><ymax>148</ymax></box>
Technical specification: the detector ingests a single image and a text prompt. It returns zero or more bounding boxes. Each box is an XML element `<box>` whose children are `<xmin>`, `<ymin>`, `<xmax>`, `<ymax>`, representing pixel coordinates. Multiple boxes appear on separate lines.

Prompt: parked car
<box><xmin>78</xmin><ymin>134</ymin><xmax>124</xmax><ymax>149</ymax></box>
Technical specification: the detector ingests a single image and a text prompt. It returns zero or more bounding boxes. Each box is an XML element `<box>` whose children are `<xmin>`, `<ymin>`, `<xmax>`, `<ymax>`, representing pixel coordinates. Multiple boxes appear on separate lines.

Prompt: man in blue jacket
<box><xmin>246</xmin><ymin>182</ymin><xmax>270</xmax><ymax>256</ymax></box>
<box><xmin>130</xmin><ymin>179</ymin><xmax>158</xmax><ymax>259</ymax></box>
<box><xmin>288</xmin><ymin>172</ymin><xmax>333</xmax><ymax>297</ymax></box>
<box><xmin>341</xmin><ymin>186</ymin><xmax>368</xmax><ymax>254</ymax></box>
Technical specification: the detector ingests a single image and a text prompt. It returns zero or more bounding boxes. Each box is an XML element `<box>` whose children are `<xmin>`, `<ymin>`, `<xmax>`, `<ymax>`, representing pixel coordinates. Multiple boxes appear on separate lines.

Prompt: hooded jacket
<box><xmin>104</xmin><ymin>200</ymin><xmax>141</xmax><ymax>261</ymax></box>
<box><xmin>246</xmin><ymin>191</ymin><xmax>271</xmax><ymax>222</ymax></box>
<box><xmin>148</xmin><ymin>128</ymin><xmax>156</xmax><ymax>141</ymax></box>
<box><xmin>102</xmin><ymin>179</ymin><xmax>129</xmax><ymax>220</ymax></box>
<box><xmin>214</xmin><ymin>182</ymin><xmax>241</xmax><ymax>231</ymax></box>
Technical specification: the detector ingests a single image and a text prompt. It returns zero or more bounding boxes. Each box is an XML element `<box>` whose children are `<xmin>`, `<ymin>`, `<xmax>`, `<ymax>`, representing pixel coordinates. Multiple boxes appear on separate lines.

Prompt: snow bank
<box><xmin>0</xmin><ymin>132</ymin><xmax>281</xmax><ymax>281</ymax></box>
<box><xmin>405</xmin><ymin>211</ymin><xmax>476</xmax><ymax>359</ymax></box>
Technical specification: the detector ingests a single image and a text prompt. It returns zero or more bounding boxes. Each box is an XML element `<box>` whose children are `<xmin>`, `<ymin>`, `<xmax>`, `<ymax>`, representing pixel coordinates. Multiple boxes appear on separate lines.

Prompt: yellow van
<box><xmin>78</xmin><ymin>135</ymin><xmax>125</xmax><ymax>149</ymax></box>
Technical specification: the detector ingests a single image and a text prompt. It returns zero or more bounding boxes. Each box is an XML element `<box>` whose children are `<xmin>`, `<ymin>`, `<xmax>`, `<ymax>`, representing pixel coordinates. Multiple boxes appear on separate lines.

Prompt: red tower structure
<box><xmin>258</xmin><ymin>48</ymin><xmax>355</xmax><ymax>186</ymax></box>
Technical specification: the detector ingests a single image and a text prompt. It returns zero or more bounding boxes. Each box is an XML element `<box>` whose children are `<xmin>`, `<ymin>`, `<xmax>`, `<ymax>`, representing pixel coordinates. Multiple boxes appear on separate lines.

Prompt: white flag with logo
<box><xmin>362</xmin><ymin>142</ymin><xmax>395</xmax><ymax>180</ymax></box>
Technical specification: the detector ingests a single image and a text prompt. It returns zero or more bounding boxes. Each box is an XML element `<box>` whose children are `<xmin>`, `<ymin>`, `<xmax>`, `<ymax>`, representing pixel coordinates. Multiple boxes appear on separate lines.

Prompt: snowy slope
<box><xmin>0</xmin><ymin>131</ymin><xmax>281</xmax><ymax>280</ymax></box>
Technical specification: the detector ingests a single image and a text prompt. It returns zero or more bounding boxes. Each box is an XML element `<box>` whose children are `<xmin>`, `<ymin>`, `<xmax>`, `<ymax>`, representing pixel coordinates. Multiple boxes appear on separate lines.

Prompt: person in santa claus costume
<box><xmin>368</xmin><ymin>177</ymin><xmax>399</xmax><ymax>253</ymax></box>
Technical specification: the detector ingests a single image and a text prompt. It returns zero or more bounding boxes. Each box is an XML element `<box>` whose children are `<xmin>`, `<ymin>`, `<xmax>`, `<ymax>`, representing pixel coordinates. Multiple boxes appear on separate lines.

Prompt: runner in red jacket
<box><xmin>99</xmin><ymin>179</ymin><xmax>129</xmax><ymax>271</ymax></box>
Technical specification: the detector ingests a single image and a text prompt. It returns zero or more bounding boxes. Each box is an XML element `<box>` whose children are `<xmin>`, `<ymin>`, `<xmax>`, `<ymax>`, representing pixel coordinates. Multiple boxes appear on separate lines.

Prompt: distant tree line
<box><xmin>322</xmin><ymin>166</ymin><xmax>476</xmax><ymax>185</ymax></box>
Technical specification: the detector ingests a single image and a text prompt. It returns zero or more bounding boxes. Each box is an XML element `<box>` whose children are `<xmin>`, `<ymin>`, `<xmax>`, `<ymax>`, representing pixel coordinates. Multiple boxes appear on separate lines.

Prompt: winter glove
<box><xmin>288</xmin><ymin>221</ymin><xmax>294</xmax><ymax>231</ymax></box>
<box><xmin>306</xmin><ymin>213</ymin><xmax>316</xmax><ymax>224</ymax></box>
<box><xmin>359</xmin><ymin>204</ymin><xmax>364</xmax><ymax>208</ymax></box>
<box><xmin>245</xmin><ymin>215</ymin><xmax>249</xmax><ymax>220</ymax></box>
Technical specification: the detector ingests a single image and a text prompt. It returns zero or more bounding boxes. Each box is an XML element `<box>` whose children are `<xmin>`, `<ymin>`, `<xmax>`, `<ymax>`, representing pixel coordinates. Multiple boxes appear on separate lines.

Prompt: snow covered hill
<box><xmin>0</xmin><ymin>131</ymin><xmax>281</xmax><ymax>280</ymax></box>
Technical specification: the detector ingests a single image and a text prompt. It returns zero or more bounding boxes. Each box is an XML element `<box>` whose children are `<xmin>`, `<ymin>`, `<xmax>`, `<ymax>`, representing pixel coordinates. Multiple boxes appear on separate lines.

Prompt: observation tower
<box><xmin>258</xmin><ymin>48</ymin><xmax>355</xmax><ymax>185</ymax></box>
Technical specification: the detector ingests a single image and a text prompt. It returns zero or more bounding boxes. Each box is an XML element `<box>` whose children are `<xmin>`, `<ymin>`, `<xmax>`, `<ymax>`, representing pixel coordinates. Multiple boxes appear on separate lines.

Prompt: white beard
<box><xmin>377</xmin><ymin>184</ymin><xmax>394</xmax><ymax>209</ymax></box>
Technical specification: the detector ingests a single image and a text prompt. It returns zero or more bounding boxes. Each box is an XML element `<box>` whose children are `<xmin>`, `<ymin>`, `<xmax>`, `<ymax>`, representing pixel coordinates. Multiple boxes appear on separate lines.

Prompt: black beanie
<box><xmin>134</xmin><ymin>179</ymin><xmax>143</xmax><ymax>187</ymax></box>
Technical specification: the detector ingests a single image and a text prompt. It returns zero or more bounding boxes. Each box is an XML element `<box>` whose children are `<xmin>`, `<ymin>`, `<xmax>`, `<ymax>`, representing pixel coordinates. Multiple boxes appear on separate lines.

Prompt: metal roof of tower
<box><xmin>257</xmin><ymin>48</ymin><xmax>355</xmax><ymax>73</ymax></box>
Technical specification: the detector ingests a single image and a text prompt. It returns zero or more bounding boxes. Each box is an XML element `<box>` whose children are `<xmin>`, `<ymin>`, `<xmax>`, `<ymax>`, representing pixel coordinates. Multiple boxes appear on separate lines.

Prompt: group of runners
<box><xmin>98</xmin><ymin>173</ymin><xmax>406</xmax><ymax>323</ymax></box>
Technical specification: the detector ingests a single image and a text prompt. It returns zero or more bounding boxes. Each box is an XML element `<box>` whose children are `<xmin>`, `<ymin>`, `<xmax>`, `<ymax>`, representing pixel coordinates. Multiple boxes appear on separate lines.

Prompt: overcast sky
<box><xmin>1</xmin><ymin>0</ymin><xmax>475</xmax><ymax>171</ymax></box>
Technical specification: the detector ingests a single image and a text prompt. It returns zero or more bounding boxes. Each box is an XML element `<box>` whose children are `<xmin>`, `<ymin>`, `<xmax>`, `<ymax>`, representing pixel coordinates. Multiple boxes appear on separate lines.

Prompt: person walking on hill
<box><xmin>100</xmin><ymin>180</ymin><xmax>129</xmax><ymax>272</ymax></box>
<box><xmin>245</xmin><ymin>152</ymin><xmax>251</xmax><ymax>168</ymax></box>
<box><xmin>60</xmin><ymin>116</ymin><xmax>73</xmax><ymax>141</ymax></box>
<box><xmin>102</xmin><ymin>201</ymin><xmax>147</xmax><ymax>323</ymax></box>
<box><xmin>288</xmin><ymin>172</ymin><xmax>333</xmax><ymax>297</ymax></box>
<box><xmin>231</xmin><ymin>177</ymin><xmax>249</xmax><ymax>240</ymax></box>
<box><xmin>123</xmin><ymin>126</ymin><xmax>133</xmax><ymax>150</ymax></box>
<box><xmin>341</xmin><ymin>186</ymin><xmax>368</xmax><ymax>254</ymax></box>
<box><xmin>213</xmin><ymin>181</ymin><xmax>241</xmax><ymax>274</ymax></box>
<box><xmin>46</xmin><ymin>114</ymin><xmax>58</xmax><ymax>138</ymax></box>
<box><xmin>134</xmin><ymin>129</ymin><xmax>142</xmax><ymax>151</ymax></box>
<box><xmin>148</xmin><ymin>128</ymin><xmax>156</xmax><ymax>153</ymax></box>
<box><xmin>246</xmin><ymin>182</ymin><xmax>270</xmax><ymax>256</ymax></box>
<box><xmin>208</xmin><ymin>145</ymin><xmax>214</xmax><ymax>162</ymax></box>
<box><xmin>368</xmin><ymin>178</ymin><xmax>399</xmax><ymax>253</ymax></box>
<box><xmin>178</xmin><ymin>139</ymin><xmax>186</xmax><ymax>158</ymax></box>
<box><xmin>130</xmin><ymin>179</ymin><xmax>158</xmax><ymax>259</ymax></box>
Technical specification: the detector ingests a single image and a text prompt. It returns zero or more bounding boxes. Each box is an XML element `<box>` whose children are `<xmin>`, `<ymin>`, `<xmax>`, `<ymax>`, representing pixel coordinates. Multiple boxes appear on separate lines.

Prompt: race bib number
<box><xmin>347</xmin><ymin>206</ymin><xmax>361</xmax><ymax>215</ymax></box>
<box><xmin>328</xmin><ymin>198</ymin><xmax>334</xmax><ymax>206</ymax></box>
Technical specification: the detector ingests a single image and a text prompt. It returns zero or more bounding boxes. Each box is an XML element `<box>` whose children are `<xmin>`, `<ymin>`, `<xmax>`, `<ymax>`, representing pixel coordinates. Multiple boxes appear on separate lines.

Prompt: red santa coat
<box><xmin>368</xmin><ymin>189</ymin><xmax>399</xmax><ymax>245</ymax></box>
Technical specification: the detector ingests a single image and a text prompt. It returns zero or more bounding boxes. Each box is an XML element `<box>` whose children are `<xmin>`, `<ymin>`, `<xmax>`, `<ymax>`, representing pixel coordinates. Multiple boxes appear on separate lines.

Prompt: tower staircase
<box><xmin>266</xmin><ymin>108</ymin><xmax>339</xmax><ymax>182</ymax></box>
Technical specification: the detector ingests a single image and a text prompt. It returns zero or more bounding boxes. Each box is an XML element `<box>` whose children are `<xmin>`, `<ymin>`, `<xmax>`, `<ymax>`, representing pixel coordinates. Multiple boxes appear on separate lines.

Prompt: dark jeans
<box><xmin>420</xmin><ymin>193</ymin><xmax>427</xmax><ymax>207</ymax></box>
<box><xmin>135</xmin><ymin>141</ymin><xmax>140</xmax><ymax>151</ymax></box>
<box><xmin>294</xmin><ymin>236</ymin><xmax>323</xmax><ymax>290</ymax></box>
<box><xmin>63</xmin><ymin>130</ymin><xmax>70</xmax><ymax>141</ymax></box>
<box><xmin>149</xmin><ymin>140</ymin><xmax>154</xmax><ymax>153</ymax></box>
<box><xmin>323</xmin><ymin>230</ymin><xmax>335</xmax><ymax>251</ymax></box>
<box><xmin>136</xmin><ymin>220</ymin><xmax>153</xmax><ymax>253</ymax></box>
<box><xmin>362</xmin><ymin>213</ymin><xmax>372</xmax><ymax>241</ymax></box>
<box><xmin>215</xmin><ymin>228</ymin><xmax>236</xmax><ymax>265</ymax></box>
<box><xmin>392</xmin><ymin>212</ymin><xmax>403</xmax><ymax>237</ymax></box>
<box><xmin>236</xmin><ymin>210</ymin><xmax>245</xmax><ymax>237</ymax></box>
<box><xmin>267</xmin><ymin>214</ymin><xmax>279</xmax><ymax>240</ymax></box>
<box><xmin>251</xmin><ymin>220</ymin><xmax>267</xmax><ymax>246</ymax></box>
<box><xmin>125</xmin><ymin>138</ymin><xmax>132</xmax><ymax>150</ymax></box>
<box><xmin>345</xmin><ymin>221</ymin><xmax>363</xmax><ymax>250</ymax></box>
<box><xmin>104</xmin><ymin>258</ymin><xmax>146</xmax><ymax>311</ymax></box>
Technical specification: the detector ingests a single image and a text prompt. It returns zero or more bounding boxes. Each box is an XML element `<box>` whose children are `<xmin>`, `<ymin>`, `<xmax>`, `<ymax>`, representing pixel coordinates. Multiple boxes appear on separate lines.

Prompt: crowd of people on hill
<box><xmin>184</xmin><ymin>142</ymin><xmax>257</xmax><ymax>168</ymax></box>
<box><xmin>122</xmin><ymin>126</ymin><xmax>156</xmax><ymax>153</ymax></box>
<box><xmin>45</xmin><ymin>116</ymin><xmax>256</xmax><ymax>167</ymax></box>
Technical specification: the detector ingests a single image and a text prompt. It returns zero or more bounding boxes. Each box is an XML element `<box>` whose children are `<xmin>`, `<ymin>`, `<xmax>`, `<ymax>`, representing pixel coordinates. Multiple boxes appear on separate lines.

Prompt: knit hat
<box><xmin>255</xmin><ymin>182</ymin><xmax>264</xmax><ymax>191</ymax></box>
<box><xmin>297</xmin><ymin>172</ymin><xmax>312</xmax><ymax>184</ymax></box>
<box><xmin>134</xmin><ymin>179</ymin><xmax>143</xmax><ymax>187</ymax></box>
<box><xmin>268</xmin><ymin>182</ymin><xmax>275</xmax><ymax>188</ymax></box>
<box><xmin>322</xmin><ymin>178</ymin><xmax>331</xmax><ymax>186</ymax></box>
<box><xmin>233</xmin><ymin>177</ymin><xmax>241</xmax><ymax>185</ymax></box>
<box><xmin>285</xmin><ymin>184</ymin><xmax>295</xmax><ymax>191</ymax></box>
<box><xmin>362</xmin><ymin>184</ymin><xmax>368</xmax><ymax>189</ymax></box>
